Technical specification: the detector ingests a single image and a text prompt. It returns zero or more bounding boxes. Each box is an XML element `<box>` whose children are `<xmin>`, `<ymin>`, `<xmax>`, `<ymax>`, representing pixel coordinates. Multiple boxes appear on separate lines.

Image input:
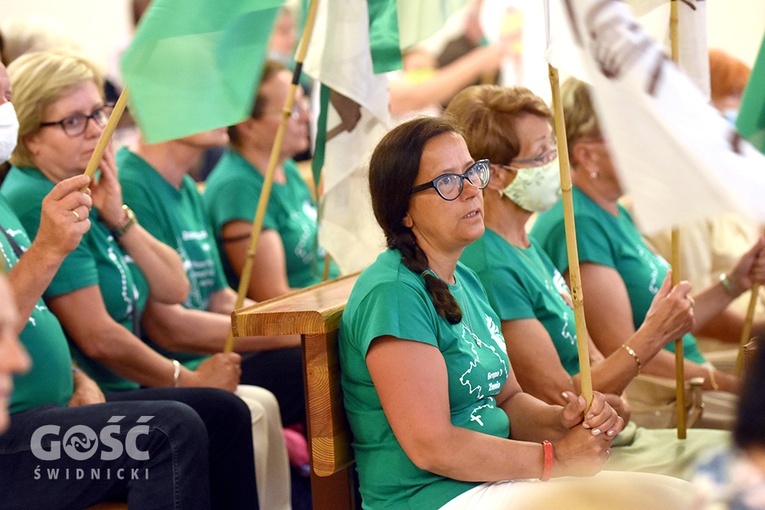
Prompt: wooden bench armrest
<box><xmin>232</xmin><ymin>274</ymin><xmax>359</xmax><ymax>477</ymax></box>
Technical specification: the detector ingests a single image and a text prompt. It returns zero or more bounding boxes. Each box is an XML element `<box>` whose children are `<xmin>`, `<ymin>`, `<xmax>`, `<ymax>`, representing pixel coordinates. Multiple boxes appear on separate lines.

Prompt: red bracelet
<box><xmin>540</xmin><ymin>440</ymin><xmax>554</xmax><ymax>481</ymax></box>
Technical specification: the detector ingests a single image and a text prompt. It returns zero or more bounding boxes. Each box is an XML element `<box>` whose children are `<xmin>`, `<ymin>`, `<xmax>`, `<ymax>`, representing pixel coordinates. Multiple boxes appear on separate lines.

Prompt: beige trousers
<box><xmin>236</xmin><ymin>385</ymin><xmax>292</xmax><ymax>510</ymax></box>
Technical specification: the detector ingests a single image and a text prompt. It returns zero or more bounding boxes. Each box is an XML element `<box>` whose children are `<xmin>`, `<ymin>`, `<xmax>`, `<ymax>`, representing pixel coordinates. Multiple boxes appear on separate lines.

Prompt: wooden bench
<box><xmin>232</xmin><ymin>273</ymin><xmax>360</xmax><ymax>510</ymax></box>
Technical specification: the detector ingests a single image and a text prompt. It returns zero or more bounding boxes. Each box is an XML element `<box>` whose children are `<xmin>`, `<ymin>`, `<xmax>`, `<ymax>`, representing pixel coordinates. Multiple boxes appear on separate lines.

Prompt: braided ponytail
<box><xmin>395</xmin><ymin>231</ymin><xmax>462</xmax><ymax>324</ymax></box>
<box><xmin>369</xmin><ymin>117</ymin><xmax>467</xmax><ymax>325</ymax></box>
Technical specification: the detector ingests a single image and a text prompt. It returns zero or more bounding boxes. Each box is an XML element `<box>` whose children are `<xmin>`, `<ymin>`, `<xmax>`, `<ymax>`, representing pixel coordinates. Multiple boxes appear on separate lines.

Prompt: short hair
<box><xmin>560</xmin><ymin>77</ymin><xmax>601</xmax><ymax>163</ymax></box>
<box><xmin>7</xmin><ymin>50</ymin><xmax>104</xmax><ymax>168</ymax></box>
<box><xmin>228</xmin><ymin>59</ymin><xmax>288</xmax><ymax>148</ymax></box>
<box><xmin>709</xmin><ymin>49</ymin><xmax>750</xmax><ymax>105</ymax></box>
<box><xmin>445</xmin><ymin>84</ymin><xmax>552</xmax><ymax>165</ymax></box>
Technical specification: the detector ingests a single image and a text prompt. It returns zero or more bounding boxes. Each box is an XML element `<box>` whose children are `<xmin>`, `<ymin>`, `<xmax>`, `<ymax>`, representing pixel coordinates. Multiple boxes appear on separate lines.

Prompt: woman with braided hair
<box><xmin>337</xmin><ymin>116</ymin><xmax>698</xmax><ymax>509</ymax></box>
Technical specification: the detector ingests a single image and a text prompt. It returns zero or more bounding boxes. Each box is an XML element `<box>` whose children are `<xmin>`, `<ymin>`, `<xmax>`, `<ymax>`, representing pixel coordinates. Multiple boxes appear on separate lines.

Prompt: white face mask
<box><xmin>502</xmin><ymin>157</ymin><xmax>562</xmax><ymax>213</ymax></box>
<box><xmin>0</xmin><ymin>102</ymin><xmax>19</xmax><ymax>163</ymax></box>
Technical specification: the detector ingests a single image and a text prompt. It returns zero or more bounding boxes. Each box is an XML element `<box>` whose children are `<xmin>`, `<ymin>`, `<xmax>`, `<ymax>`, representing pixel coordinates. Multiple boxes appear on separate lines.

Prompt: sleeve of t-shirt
<box><xmin>122</xmin><ymin>177</ymin><xmax>171</xmax><ymax>245</ymax></box>
<box><xmin>481</xmin><ymin>264</ymin><xmax>536</xmax><ymax>322</ymax></box>
<box><xmin>573</xmin><ymin>215</ymin><xmax>619</xmax><ymax>270</ymax></box>
<box><xmin>351</xmin><ymin>280</ymin><xmax>440</xmax><ymax>357</ymax></box>
<box><xmin>45</xmin><ymin>237</ymin><xmax>99</xmax><ymax>298</ymax></box>
<box><xmin>208</xmin><ymin>179</ymin><xmax>278</xmax><ymax>234</ymax></box>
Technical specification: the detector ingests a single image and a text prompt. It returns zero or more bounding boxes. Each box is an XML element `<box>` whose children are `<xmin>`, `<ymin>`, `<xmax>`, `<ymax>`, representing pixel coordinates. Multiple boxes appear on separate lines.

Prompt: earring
<box><xmin>589</xmin><ymin>171</ymin><xmax>599</xmax><ymax>180</ymax></box>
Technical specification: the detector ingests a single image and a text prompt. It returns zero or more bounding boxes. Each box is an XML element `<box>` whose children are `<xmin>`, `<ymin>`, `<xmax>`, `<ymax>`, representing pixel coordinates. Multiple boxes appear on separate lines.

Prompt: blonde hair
<box><xmin>445</xmin><ymin>84</ymin><xmax>552</xmax><ymax>165</ymax></box>
<box><xmin>560</xmin><ymin>77</ymin><xmax>601</xmax><ymax>164</ymax></box>
<box><xmin>7</xmin><ymin>50</ymin><xmax>104</xmax><ymax>168</ymax></box>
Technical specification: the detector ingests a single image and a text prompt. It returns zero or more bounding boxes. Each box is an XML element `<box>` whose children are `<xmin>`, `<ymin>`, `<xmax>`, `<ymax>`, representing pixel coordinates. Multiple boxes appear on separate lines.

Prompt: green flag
<box><xmin>737</xmin><ymin>33</ymin><xmax>765</xmax><ymax>154</ymax></box>
<box><xmin>121</xmin><ymin>0</ymin><xmax>284</xmax><ymax>144</ymax></box>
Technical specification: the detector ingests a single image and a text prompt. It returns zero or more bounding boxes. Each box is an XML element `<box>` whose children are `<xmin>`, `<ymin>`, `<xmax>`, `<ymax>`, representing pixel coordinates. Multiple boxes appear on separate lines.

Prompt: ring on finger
<box><xmin>71</xmin><ymin>209</ymin><xmax>80</xmax><ymax>221</ymax></box>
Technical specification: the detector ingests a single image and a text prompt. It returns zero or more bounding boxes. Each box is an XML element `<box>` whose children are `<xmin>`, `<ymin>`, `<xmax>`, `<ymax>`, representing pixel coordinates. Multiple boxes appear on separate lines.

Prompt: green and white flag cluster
<box><xmin>305</xmin><ymin>0</ymin><xmax>468</xmax><ymax>274</ymax></box>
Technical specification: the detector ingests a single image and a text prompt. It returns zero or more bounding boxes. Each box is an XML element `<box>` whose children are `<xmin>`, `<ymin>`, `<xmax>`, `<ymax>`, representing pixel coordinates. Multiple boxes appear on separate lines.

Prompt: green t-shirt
<box><xmin>0</xmin><ymin>195</ymin><xmax>74</xmax><ymax>413</ymax></box>
<box><xmin>531</xmin><ymin>187</ymin><xmax>705</xmax><ymax>364</ymax></box>
<box><xmin>118</xmin><ymin>147</ymin><xmax>221</xmax><ymax>370</ymax></box>
<box><xmin>340</xmin><ymin>249</ymin><xmax>512</xmax><ymax>509</ymax></box>
<box><xmin>2</xmin><ymin>166</ymin><xmax>143</xmax><ymax>392</ymax></box>
<box><xmin>204</xmin><ymin>150</ymin><xmax>339</xmax><ymax>290</ymax></box>
<box><xmin>461</xmin><ymin>230</ymin><xmax>580</xmax><ymax>376</ymax></box>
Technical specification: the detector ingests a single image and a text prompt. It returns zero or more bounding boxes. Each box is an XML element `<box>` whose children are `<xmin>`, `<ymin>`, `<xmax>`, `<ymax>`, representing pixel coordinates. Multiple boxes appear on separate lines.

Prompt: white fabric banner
<box><xmin>303</xmin><ymin>0</ymin><xmax>388</xmax><ymax>274</ymax></box>
<box><xmin>549</xmin><ymin>0</ymin><xmax>765</xmax><ymax>234</ymax></box>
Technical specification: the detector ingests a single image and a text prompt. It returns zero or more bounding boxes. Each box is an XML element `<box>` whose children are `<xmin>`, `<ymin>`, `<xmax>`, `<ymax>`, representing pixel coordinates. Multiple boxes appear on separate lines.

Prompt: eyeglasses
<box><xmin>39</xmin><ymin>104</ymin><xmax>115</xmax><ymax>137</ymax></box>
<box><xmin>501</xmin><ymin>146</ymin><xmax>558</xmax><ymax>171</ymax></box>
<box><xmin>410</xmin><ymin>159</ymin><xmax>490</xmax><ymax>201</ymax></box>
<box><xmin>261</xmin><ymin>97</ymin><xmax>308</xmax><ymax>120</ymax></box>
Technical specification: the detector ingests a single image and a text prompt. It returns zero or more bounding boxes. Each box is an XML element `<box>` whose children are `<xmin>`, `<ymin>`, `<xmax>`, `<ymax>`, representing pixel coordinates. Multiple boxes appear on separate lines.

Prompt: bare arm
<box><xmin>574</xmin><ymin>263</ymin><xmax>738</xmax><ymax>393</ymax></box>
<box><xmin>116</xmin><ymin>224</ymin><xmax>190</xmax><ymax>304</ymax></box>
<box><xmin>47</xmin><ymin>285</ymin><xmax>241</xmax><ymax>391</ymax></box>
<box><xmin>366</xmin><ymin>336</ymin><xmax>616</xmax><ymax>481</ymax></box>
<box><xmin>88</xmin><ymin>144</ymin><xmax>188</xmax><ymax>305</ymax></box>
<box><xmin>7</xmin><ymin>175</ymin><xmax>92</xmax><ymax>333</ymax></box>
<box><xmin>388</xmin><ymin>46</ymin><xmax>504</xmax><ymax>116</ymax></box>
<box><xmin>142</xmin><ymin>296</ymin><xmax>300</xmax><ymax>354</ymax></box>
<box><xmin>222</xmin><ymin>220</ymin><xmax>294</xmax><ymax>301</ymax></box>
<box><xmin>691</xmin><ymin>237</ymin><xmax>765</xmax><ymax>340</ymax></box>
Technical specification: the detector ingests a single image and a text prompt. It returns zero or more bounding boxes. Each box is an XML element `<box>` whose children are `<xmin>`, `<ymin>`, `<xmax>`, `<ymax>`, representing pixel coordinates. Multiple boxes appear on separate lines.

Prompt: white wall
<box><xmin>707</xmin><ymin>1</ymin><xmax>765</xmax><ymax>66</ymax></box>
<box><xmin>1</xmin><ymin>0</ymin><xmax>133</xmax><ymax>69</ymax></box>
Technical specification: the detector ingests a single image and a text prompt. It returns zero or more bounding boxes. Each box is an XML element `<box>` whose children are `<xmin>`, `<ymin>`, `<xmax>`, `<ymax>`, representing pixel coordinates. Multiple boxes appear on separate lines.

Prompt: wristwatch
<box><xmin>111</xmin><ymin>204</ymin><xmax>137</xmax><ymax>238</ymax></box>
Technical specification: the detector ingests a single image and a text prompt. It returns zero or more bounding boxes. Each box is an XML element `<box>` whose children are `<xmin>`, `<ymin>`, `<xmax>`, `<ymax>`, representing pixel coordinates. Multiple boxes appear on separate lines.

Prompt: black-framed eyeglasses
<box><xmin>501</xmin><ymin>146</ymin><xmax>558</xmax><ymax>171</ymax></box>
<box><xmin>410</xmin><ymin>159</ymin><xmax>490</xmax><ymax>201</ymax></box>
<box><xmin>39</xmin><ymin>104</ymin><xmax>115</xmax><ymax>137</ymax></box>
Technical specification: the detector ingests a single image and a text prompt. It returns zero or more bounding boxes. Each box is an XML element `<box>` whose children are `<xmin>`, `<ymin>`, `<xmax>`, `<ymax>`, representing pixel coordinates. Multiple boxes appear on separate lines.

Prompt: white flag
<box><xmin>303</xmin><ymin>0</ymin><xmax>389</xmax><ymax>274</ymax></box>
<box><xmin>550</xmin><ymin>0</ymin><xmax>765</xmax><ymax>234</ymax></box>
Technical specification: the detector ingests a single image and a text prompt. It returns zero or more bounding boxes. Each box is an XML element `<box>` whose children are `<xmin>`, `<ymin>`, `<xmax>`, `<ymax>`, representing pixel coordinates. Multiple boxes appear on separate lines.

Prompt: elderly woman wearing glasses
<box><xmin>332</xmin><ymin>116</ymin><xmax>713</xmax><ymax>509</ymax></box>
<box><xmin>531</xmin><ymin>78</ymin><xmax>765</xmax><ymax>430</ymax></box>
<box><xmin>448</xmin><ymin>84</ymin><xmax>730</xmax><ymax>481</ymax></box>
<box><xmin>204</xmin><ymin>59</ymin><xmax>339</xmax><ymax>303</ymax></box>
<box><xmin>1</xmin><ymin>50</ymin><xmax>260</xmax><ymax>508</ymax></box>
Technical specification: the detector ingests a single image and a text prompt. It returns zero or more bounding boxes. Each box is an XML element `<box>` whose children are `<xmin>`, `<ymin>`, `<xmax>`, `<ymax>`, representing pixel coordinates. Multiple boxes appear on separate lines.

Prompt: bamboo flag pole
<box><xmin>736</xmin><ymin>226</ymin><xmax>765</xmax><ymax>376</ymax></box>
<box><xmin>669</xmin><ymin>0</ymin><xmax>687</xmax><ymax>440</ymax></box>
<box><xmin>83</xmin><ymin>87</ymin><xmax>130</xmax><ymax>179</ymax></box>
<box><xmin>548</xmin><ymin>64</ymin><xmax>593</xmax><ymax>409</ymax></box>
<box><xmin>736</xmin><ymin>282</ymin><xmax>759</xmax><ymax>376</ymax></box>
<box><xmin>223</xmin><ymin>0</ymin><xmax>320</xmax><ymax>353</ymax></box>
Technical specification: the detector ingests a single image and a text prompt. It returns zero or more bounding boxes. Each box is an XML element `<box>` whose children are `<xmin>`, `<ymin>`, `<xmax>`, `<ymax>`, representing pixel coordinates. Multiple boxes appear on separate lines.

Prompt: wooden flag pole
<box><xmin>670</xmin><ymin>0</ymin><xmax>687</xmax><ymax>440</ymax></box>
<box><xmin>224</xmin><ymin>0</ymin><xmax>320</xmax><ymax>353</ymax></box>
<box><xmin>83</xmin><ymin>87</ymin><xmax>129</xmax><ymax>179</ymax></box>
<box><xmin>548</xmin><ymin>64</ymin><xmax>593</xmax><ymax>409</ymax></box>
<box><xmin>736</xmin><ymin>227</ymin><xmax>765</xmax><ymax>376</ymax></box>
<box><xmin>736</xmin><ymin>283</ymin><xmax>759</xmax><ymax>376</ymax></box>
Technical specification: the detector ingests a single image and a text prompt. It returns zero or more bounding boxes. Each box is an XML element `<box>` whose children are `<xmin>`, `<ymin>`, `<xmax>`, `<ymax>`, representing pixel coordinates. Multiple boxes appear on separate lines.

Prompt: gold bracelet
<box><xmin>172</xmin><ymin>359</ymin><xmax>181</xmax><ymax>388</ymax></box>
<box><xmin>621</xmin><ymin>344</ymin><xmax>642</xmax><ymax>373</ymax></box>
<box><xmin>706</xmin><ymin>366</ymin><xmax>720</xmax><ymax>391</ymax></box>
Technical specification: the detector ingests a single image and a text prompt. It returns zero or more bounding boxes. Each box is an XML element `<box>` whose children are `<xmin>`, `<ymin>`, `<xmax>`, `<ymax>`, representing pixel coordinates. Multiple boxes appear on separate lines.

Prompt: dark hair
<box><xmin>734</xmin><ymin>339</ymin><xmax>765</xmax><ymax>449</ymax></box>
<box><xmin>228</xmin><ymin>59</ymin><xmax>288</xmax><ymax>147</ymax></box>
<box><xmin>445</xmin><ymin>85</ymin><xmax>552</xmax><ymax>165</ymax></box>
<box><xmin>369</xmin><ymin>116</ymin><xmax>463</xmax><ymax>324</ymax></box>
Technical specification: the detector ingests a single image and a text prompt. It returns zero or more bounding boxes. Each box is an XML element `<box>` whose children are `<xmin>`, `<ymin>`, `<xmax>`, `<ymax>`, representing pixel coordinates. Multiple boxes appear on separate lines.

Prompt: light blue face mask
<box><xmin>723</xmin><ymin>108</ymin><xmax>738</xmax><ymax>125</ymax></box>
<box><xmin>502</xmin><ymin>157</ymin><xmax>562</xmax><ymax>213</ymax></box>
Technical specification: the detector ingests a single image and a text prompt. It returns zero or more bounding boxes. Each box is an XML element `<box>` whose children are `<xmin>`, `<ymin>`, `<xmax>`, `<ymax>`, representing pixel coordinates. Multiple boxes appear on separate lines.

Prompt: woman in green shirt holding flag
<box><xmin>339</xmin><ymin>116</ymin><xmax>699</xmax><ymax>509</ymax></box>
